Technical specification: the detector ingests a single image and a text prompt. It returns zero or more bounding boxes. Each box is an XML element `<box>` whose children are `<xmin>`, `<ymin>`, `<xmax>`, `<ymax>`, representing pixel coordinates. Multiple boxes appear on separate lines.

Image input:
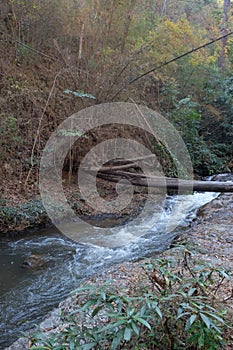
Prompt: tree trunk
<box><xmin>84</xmin><ymin>157</ymin><xmax>233</xmax><ymax>193</ymax></box>
<box><xmin>121</xmin><ymin>0</ymin><xmax>136</xmax><ymax>54</ymax></box>
<box><xmin>219</xmin><ymin>0</ymin><xmax>231</xmax><ymax>71</ymax></box>
<box><xmin>96</xmin><ymin>170</ymin><xmax>233</xmax><ymax>193</ymax></box>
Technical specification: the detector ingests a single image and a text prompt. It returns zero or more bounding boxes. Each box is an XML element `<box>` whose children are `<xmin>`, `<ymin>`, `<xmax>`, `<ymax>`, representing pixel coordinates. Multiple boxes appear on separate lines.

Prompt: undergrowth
<box><xmin>0</xmin><ymin>200</ymin><xmax>48</xmax><ymax>233</ymax></box>
<box><xmin>29</xmin><ymin>248</ymin><xmax>233</xmax><ymax>350</ymax></box>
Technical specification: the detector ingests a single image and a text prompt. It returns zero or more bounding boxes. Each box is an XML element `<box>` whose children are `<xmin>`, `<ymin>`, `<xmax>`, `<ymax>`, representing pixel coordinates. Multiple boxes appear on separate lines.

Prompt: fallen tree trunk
<box><xmin>88</xmin><ymin>155</ymin><xmax>156</xmax><ymax>171</ymax></box>
<box><xmin>96</xmin><ymin>170</ymin><xmax>233</xmax><ymax>193</ymax></box>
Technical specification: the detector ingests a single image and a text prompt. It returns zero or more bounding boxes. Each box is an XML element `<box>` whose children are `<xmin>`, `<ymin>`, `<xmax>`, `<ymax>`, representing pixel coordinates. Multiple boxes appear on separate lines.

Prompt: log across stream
<box><xmin>97</xmin><ymin>170</ymin><xmax>233</xmax><ymax>193</ymax></box>
<box><xmin>83</xmin><ymin>155</ymin><xmax>233</xmax><ymax>193</ymax></box>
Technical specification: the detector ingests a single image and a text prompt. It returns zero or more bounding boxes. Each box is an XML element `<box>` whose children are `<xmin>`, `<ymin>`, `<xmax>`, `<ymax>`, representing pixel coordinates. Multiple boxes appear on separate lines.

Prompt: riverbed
<box><xmin>0</xmin><ymin>191</ymin><xmax>222</xmax><ymax>348</ymax></box>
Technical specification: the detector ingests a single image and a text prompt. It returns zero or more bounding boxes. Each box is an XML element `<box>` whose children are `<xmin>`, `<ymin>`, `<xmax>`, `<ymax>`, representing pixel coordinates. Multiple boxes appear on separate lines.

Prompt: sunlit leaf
<box><xmin>185</xmin><ymin>314</ymin><xmax>197</xmax><ymax>331</ymax></box>
<box><xmin>131</xmin><ymin>321</ymin><xmax>140</xmax><ymax>336</ymax></box>
<box><xmin>200</xmin><ymin>313</ymin><xmax>211</xmax><ymax>328</ymax></box>
<box><xmin>134</xmin><ymin>317</ymin><xmax>151</xmax><ymax>330</ymax></box>
<box><xmin>63</xmin><ymin>89</ymin><xmax>96</xmax><ymax>99</ymax></box>
<box><xmin>124</xmin><ymin>327</ymin><xmax>132</xmax><ymax>341</ymax></box>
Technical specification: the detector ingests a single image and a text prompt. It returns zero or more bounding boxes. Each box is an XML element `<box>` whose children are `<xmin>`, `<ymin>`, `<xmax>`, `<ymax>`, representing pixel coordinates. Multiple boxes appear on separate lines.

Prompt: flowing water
<box><xmin>0</xmin><ymin>192</ymin><xmax>219</xmax><ymax>348</ymax></box>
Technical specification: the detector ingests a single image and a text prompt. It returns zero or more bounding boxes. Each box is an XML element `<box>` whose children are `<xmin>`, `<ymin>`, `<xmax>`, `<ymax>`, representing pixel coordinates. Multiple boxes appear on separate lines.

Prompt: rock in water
<box><xmin>21</xmin><ymin>254</ymin><xmax>49</xmax><ymax>269</ymax></box>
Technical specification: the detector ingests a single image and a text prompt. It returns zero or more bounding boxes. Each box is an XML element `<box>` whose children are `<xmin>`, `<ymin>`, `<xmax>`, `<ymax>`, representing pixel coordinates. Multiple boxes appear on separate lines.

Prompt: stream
<box><xmin>0</xmin><ymin>191</ymin><xmax>219</xmax><ymax>348</ymax></box>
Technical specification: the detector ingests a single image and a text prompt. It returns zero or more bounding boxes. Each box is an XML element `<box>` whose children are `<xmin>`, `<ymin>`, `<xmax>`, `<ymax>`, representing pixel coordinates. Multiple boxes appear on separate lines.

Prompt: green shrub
<box><xmin>0</xmin><ymin>200</ymin><xmax>48</xmax><ymax>233</ymax></box>
<box><xmin>29</xmin><ymin>248</ymin><xmax>232</xmax><ymax>350</ymax></box>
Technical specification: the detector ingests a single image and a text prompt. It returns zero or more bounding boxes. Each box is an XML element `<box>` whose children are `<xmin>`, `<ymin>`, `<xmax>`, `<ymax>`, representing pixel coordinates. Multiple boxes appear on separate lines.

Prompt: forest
<box><xmin>1</xmin><ymin>1</ymin><xmax>233</xmax><ymax>349</ymax></box>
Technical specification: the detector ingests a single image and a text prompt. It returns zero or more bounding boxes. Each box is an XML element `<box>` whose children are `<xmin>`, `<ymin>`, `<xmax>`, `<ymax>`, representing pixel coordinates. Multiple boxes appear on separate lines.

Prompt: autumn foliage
<box><xmin>0</xmin><ymin>0</ymin><xmax>233</xmax><ymax>195</ymax></box>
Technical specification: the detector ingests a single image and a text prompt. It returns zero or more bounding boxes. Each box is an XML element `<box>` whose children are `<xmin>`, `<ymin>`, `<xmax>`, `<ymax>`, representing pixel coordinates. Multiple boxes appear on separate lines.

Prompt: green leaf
<box><xmin>219</xmin><ymin>270</ymin><xmax>231</xmax><ymax>281</ymax></box>
<box><xmin>122</xmin><ymin>296</ymin><xmax>130</xmax><ymax>303</ymax></box>
<box><xmin>63</xmin><ymin>89</ymin><xmax>96</xmax><ymax>99</ymax></box>
<box><xmin>154</xmin><ymin>305</ymin><xmax>163</xmax><ymax>319</ymax></box>
<box><xmin>128</xmin><ymin>307</ymin><xmax>135</xmax><ymax>317</ymax></box>
<box><xmin>81</xmin><ymin>343</ymin><xmax>97</xmax><ymax>350</ymax></box>
<box><xmin>109</xmin><ymin>294</ymin><xmax>117</xmax><ymax>302</ymax></box>
<box><xmin>210</xmin><ymin>323</ymin><xmax>222</xmax><ymax>334</ymax></box>
<box><xmin>124</xmin><ymin>327</ymin><xmax>132</xmax><ymax>341</ymax></box>
<box><xmin>200</xmin><ymin>313</ymin><xmax>211</xmax><ymax>328</ymax></box>
<box><xmin>110</xmin><ymin>330</ymin><xmax>124</xmax><ymax>350</ymax></box>
<box><xmin>134</xmin><ymin>317</ymin><xmax>151</xmax><ymax>330</ymax></box>
<box><xmin>177</xmin><ymin>307</ymin><xmax>184</xmax><ymax>317</ymax></box>
<box><xmin>188</xmin><ymin>287</ymin><xmax>196</xmax><ymax>296</ymax></box>
<box><xmin>179</xmin><ymin>97</ymin><xmax>191</xmax><ymax>105</ymax></box>
<box><xmin>204</xmin><ymin>312</ymin><xmax>225</xmax><ymax>325</ymax></box>
<box><xmin>131</xmin><ymin>321</ymin><xmax>140</xmax><ymax>336</ymax></box>
<box><xmin>58</xmin><ymin>129</ymin><xmax>85</xmax><ymax>137</ymax></box>
<box><xmin>80</xmin><ymin>299</ymin><xmax>97</xmax><ymax>311</ymax></box>
<box><xmin>198</xmin><ymin>333</ymin><xmax>205</xmax><ymax>348</ymax></box>
<box><xmin>69</xmin><ymin>338</ymin><xmax>75</xmax><ymax>350</ymax></box>
<box><xmin>99</xmin><ymin>319</ymin><xmax>126</xmax><ymax>332</ymax></box>
<box><xmin>100</xmin><ymin>290</ymin><xmax>106</xmax><ymax>301</ymax></box>
<box><xmin>91</xmin><ymin>305</ymin><xmax>103</xmax><ymax>317</ymax></box>
<box><xmin>177</xmin><ymin>312</ymin><xmax>190</xmax><ymax>320</ymax></box>
<box><xmin>185</xmin><ymin>314</ymin><xmax>197</xmax><ymax>331</ymax></box>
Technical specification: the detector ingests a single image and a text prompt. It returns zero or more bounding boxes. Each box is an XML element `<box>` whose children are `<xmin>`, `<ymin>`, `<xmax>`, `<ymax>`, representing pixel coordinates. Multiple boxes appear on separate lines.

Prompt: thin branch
<box><xmin>90</xmin><ymin>162</ymin><xmax>140</xmax><ymax>172</ymax></box>
<box><xmin>1</xmin><ymin>30</ymin><xmax>62</xmax><ymax>63</ymax></box>
<box><xmin>78</xmin><ymin>23</ymin><xmax>85</xmax><ymax>60</ymax></box>
<box><xmin>53</xmin><ymin>38</ymin><xmax>70</xmax><ymax>66</ymax></box>
<box><xmin>160</xmin><ymin>0</ymin><xmax>167</xmax><ymax>17</ymax></box>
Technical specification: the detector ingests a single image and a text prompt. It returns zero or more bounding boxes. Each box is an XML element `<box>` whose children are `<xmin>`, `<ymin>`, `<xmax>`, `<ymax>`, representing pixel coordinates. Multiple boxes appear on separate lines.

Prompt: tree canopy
<box><xmin>0</xmin><ymin>0</ymin><xmax>233</xmax><ymax>186</ymax></box>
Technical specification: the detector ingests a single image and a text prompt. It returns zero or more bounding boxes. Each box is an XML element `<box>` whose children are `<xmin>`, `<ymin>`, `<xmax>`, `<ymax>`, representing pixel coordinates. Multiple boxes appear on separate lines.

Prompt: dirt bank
<box><xmin>0</xmin><ymin>176</ymin><xmax>148</xmax><ymax>236</ymax></box>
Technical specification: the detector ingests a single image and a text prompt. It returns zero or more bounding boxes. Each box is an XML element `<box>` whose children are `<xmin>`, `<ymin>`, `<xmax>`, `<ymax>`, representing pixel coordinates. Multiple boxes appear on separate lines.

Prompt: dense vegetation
<box><xmin>0</xmin><ymin>0</ymin><xmax>233</xmax><ymax>201</ymax></box>
<box><xmin>29</xmin><ymin>247</ymin><xmax>233</xmax><ymax>349</ymax></box>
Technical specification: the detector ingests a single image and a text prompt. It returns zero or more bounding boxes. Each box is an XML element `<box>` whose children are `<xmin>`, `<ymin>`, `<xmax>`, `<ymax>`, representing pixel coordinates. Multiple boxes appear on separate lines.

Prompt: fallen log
<box><xmin>93</xmin><ymin>162</ymin><xmax>140</xmax><ymax>172</ymax></box>
<box><xmin>96</xmin><ymin>170</ymin><xmax>233</xmax><ymax>193</ymax></box>
<box><xmin>90</xmin><ymin>155</ymin><xmax>155</xmax><ymax>171</ymax></box>
<box><xmin>105</xmin><ymin>155</ymin><xmax>156</xmax><ymax>164</ymax></box>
